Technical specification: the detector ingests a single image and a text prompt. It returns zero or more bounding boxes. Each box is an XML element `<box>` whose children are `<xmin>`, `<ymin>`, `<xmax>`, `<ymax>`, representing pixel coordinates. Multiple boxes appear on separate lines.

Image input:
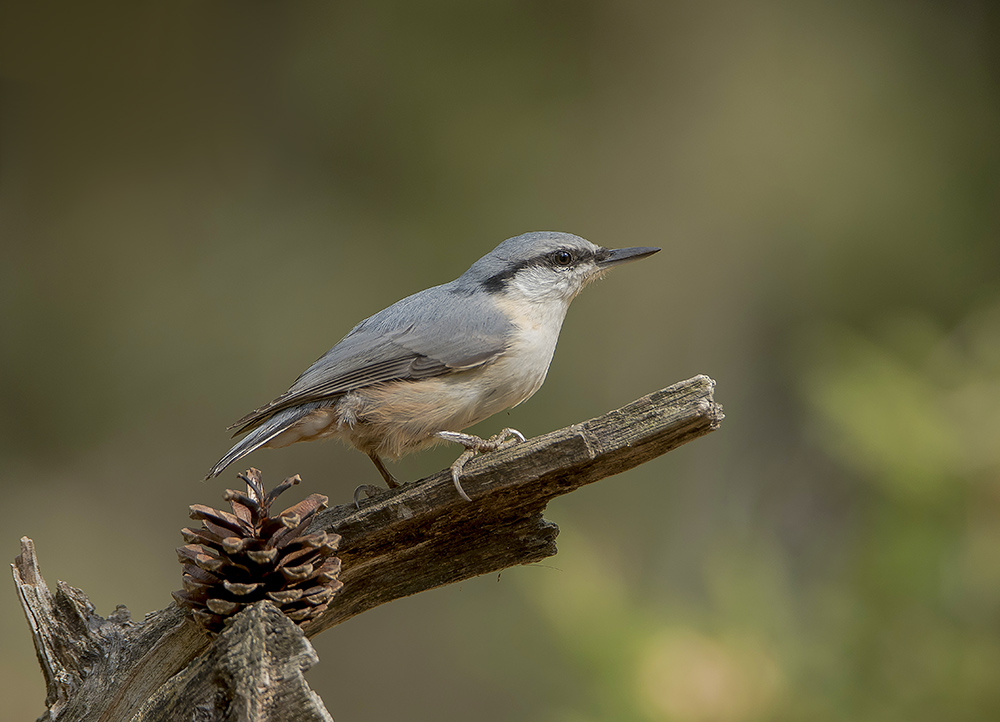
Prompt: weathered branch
<box><xmin>12</xmin><ymin>375</ymin><xmax>722</xmax><ymax>721</ymax></box>
<box><xmin>133</xmin><ymin>601</ymin><xmax>332</xmax><ymax>722</ymax></box>
<box><xmin>305</xmin><ymin>373</ymin><xmax>723</xmax><ymax>634</ymax></box>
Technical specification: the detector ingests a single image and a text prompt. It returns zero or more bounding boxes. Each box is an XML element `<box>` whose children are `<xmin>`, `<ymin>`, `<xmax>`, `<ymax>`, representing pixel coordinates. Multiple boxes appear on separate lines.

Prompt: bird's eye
<box><xmin>552</xmin><ymin>250</ymin><xmax>573</xmax><ymax>266</ymax></box>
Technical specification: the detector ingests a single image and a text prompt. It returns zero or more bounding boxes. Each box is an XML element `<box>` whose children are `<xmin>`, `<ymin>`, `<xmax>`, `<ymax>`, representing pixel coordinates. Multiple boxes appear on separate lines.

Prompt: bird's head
<box><xmin>463</xmin><ymin>231</ymin><xmax>660</xmax><ymax>307</ymax></box>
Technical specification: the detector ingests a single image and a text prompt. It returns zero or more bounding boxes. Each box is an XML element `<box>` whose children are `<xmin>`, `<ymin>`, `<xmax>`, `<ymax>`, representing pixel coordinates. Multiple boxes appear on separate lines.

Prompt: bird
<box><xmin>206</xmin><ymin>231</ymin><xmax>660</xmax><ymax>502</ymax></box>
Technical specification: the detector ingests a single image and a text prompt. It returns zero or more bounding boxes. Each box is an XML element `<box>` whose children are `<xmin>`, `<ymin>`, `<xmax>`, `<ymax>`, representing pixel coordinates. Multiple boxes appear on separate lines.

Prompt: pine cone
<box><xmin>173</xmin><ymin>468</ymin><xmax>343</xmax><ymax>633</ymax></box>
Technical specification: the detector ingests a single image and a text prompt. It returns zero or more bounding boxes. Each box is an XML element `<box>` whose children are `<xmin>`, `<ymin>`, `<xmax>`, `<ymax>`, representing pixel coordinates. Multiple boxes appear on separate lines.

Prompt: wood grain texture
<box><xmin>133</xmin><ymin>601</ymin><xmax>332</xmax><ymax>722</ymax></box>
<box><xmin>11</xmin><ymin>375</ymin><xmax>723</xmax><ymax>721</ymax></box>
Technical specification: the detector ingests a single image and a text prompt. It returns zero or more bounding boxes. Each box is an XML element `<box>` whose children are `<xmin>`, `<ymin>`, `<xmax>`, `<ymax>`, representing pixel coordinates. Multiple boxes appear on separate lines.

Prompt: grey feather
<box><xmin>229</xmin><ymin>281</ymin><xmax>515</xmax><ymax>434</ymax></box>
<box><xmin>208</xmin><ymin>403</ymin><xmax>326</xmax><ymax>479</ymax></box>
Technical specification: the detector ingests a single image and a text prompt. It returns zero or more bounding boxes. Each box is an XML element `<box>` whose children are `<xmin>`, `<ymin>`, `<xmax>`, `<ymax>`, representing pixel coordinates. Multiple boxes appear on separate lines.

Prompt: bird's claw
<box><xmin>438</xmin><ymin>427</ymin><xmax>526</xmax><ymax>502</ymax></box>
<box><xmin>448</xmin><ymin>450</ymin><xmax>477</xmax><ymax>502</ymax></box>
<box><xmin>490</xmin><ymin>427</ymin><xmax>525</xmax><ymax>449</ymax></box>
<box><xmin>353</xmin><ymin>483</ymin><xmax>384</xmax><ymax>510</ymax></box>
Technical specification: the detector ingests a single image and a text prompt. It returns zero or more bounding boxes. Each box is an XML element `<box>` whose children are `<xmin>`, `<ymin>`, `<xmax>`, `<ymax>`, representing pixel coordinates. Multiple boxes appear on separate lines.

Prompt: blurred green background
<box><xmin>3</xmin><ymin>1</ymin><xmax>1000</xmax><ymax>720</ymax></box>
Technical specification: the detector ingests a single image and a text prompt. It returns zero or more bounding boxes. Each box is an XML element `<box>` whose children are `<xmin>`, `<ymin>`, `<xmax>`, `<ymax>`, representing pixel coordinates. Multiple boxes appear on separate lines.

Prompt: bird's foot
<box><xmin>436</xmin><ymin>428</ymin><xmax>526</xmax><ymax>502</ymax></box>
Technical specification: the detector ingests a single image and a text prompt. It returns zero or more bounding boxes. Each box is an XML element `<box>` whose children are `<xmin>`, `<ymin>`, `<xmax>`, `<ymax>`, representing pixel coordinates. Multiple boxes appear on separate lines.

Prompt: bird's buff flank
<box><xmin>207</xmin><ymin>231</ymin><xmax>660</xmax><ymax>503</ymax></box>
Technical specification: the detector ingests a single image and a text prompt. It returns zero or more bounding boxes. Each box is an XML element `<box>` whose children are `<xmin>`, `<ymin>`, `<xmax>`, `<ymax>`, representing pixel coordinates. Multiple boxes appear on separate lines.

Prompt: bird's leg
<box><xmin>436</xmin><ymin>428</ymin><xmax>526</xmax><ymax>502</ymax></box>
<box><xmin>353</xmin><ymin>453</ymin><xmax>399</xmax><ymax>509</ymax></box>
<box><xmin>369</xmin><ymin>452</ymin><xmax>400</xmax><ymax>488</ymax></box>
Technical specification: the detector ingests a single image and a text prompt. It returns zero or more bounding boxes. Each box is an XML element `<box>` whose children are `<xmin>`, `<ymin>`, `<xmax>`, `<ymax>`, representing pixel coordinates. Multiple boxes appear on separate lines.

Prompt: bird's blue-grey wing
<box><xmin>229</xmin><ymin>285</ymin><xmax>512</xmax><ymax>433</ymax></box>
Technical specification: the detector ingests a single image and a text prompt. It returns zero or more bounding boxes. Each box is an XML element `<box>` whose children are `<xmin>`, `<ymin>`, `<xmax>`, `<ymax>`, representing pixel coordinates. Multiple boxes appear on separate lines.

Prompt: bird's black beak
<box><xmin>597</xmin><ymin>246</ymin><xmax>661</xmax><ymax>268</ymax></box>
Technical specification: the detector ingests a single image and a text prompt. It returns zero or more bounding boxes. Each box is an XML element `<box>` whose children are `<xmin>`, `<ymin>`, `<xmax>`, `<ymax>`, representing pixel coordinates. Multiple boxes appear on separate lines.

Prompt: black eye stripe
<box><xmin>481</xmin><ymin>248</ymin><xmax>594</xmax><ymax>292</ymax></box>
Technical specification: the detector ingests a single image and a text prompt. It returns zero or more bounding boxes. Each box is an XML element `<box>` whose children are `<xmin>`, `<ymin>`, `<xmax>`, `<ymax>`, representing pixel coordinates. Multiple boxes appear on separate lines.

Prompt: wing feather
<box><xmin>229</xmin><ymin>284</ymin><xmax>513</xmax><ymax>435</ymax></box>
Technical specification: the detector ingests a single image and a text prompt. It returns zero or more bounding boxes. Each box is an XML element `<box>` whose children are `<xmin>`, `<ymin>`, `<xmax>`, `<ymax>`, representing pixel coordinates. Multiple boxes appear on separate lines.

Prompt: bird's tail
<box><xmin>204</xmin><ymin>404</ymin><xmax>322</xmax><ymax>480</ymax></box>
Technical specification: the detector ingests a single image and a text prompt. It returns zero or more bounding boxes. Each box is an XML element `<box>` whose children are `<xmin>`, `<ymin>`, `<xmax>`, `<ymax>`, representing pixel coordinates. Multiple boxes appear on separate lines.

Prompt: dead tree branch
<box><xmin>12</xmin><ymin>375</ymin><xmax>723</xmax><ymax>721</ymax></box>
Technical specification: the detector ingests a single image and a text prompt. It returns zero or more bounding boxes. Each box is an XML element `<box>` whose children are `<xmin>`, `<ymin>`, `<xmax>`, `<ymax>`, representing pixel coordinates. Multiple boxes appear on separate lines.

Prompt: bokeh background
<box><xmin>3</xmin><ymin>2</ymin><xmax>1000</xmax><ymax>720</ymax></box>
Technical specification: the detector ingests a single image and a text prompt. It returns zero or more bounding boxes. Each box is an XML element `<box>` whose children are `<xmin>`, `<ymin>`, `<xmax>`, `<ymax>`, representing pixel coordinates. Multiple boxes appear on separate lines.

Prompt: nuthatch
<box><xmin>206</xmin><ymin>231</ymin><xmax>659</xmax><ymax>502</ymax></box>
